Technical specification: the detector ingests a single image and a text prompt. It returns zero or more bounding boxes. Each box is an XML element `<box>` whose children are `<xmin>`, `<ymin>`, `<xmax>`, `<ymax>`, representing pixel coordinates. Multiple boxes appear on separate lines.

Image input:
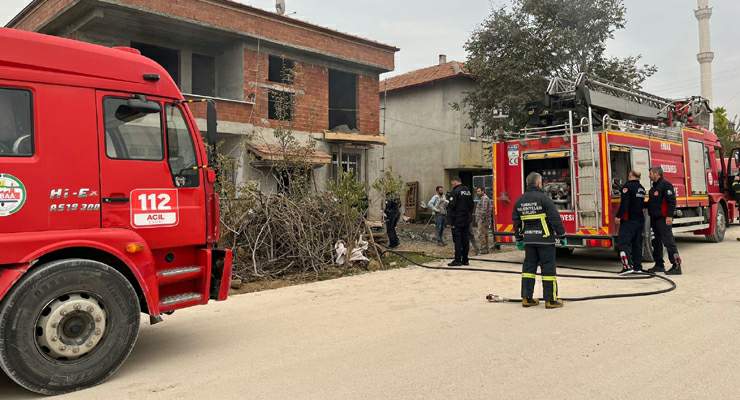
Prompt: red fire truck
<box><xmin>493</xmin><ymin>74</ymin><xmax>740</xmax><ymax>257</ymax></box>
<box><xmin>0</xmin><ymin>29</ymin><xmax>232</xmax><ymax>394</ymax></box>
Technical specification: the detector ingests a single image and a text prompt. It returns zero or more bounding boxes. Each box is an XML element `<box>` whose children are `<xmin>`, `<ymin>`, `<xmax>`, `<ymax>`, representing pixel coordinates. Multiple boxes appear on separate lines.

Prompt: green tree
<box><xmin>714</xmin><ymin>106</ymin><xmax>738</xmax><ymax>152</ymax></box>
<box><xmin>462</xmin><ymin>0</ymin><xmax>657</xmax><ymax>130</ymax></box>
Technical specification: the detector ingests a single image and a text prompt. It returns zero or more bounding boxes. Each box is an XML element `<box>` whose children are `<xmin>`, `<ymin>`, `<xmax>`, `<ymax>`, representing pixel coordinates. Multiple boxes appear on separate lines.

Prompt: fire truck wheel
<box><xmin>0</xmin><ymin>258</ymin><xmax>140</xmax><ymax>395</ymax></box>
<box><xmin>556</xmin><ymin>248</ymin><xmax>574</xmax><ymax>257</ymax></box>
<box><xmin>706</xmin><ymin>206</ymin><xmax>727</xmax><ymax>243</ymax></box>
<box><xmin>642</xmin><ymin>218</ymin><xmax>655</xmax><ymax>263</ymax></box>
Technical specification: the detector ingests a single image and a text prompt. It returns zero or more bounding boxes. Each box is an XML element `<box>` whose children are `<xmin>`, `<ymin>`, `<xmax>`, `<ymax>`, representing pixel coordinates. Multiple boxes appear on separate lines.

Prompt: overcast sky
<box><xmin>2</xmin><ymin>0</ymin><xmax>739</xmax><ymax>119</ymax></box>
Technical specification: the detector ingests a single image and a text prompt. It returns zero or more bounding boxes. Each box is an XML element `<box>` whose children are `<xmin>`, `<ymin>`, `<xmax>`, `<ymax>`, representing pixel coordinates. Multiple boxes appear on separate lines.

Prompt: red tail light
<box><xmin>586</xmin><ymin>239</ymin><xmax>612</xmax><ymax>248</ymax></box>
<box><xmin>496</xmin><ymin>236</ymin><xmax>514</xmax><ymax>243</ymax></box>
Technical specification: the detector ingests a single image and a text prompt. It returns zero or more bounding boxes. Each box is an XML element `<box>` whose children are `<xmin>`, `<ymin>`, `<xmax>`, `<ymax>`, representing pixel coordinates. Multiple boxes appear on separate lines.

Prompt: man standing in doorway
<box><xmin>513</xmin><ymin>172</ymin><xmax>566</xmax><ymax>309</ymax></box>
<box><xmin>475</xmin><ymin>187</ymin><xmax>493</xmax><ymax>254</ymax></box>
<box><xmin>647</xmin><ymin>167</ymin><xmax>682</xmax><ymax>275</ymax></box>
<box><xmin>616</xmin><ymin>170</ymin><xmax>646</xmax><ymax>275</ymax></box>
<box><xmin>446</xmin><ymin>176</ymin><xmax>474</xmax><ymax>266</ymax></box>
<box><xmin>427</xmin><ymin>186</ymin><xmax>448</xmax><ymax>246</ymax></box>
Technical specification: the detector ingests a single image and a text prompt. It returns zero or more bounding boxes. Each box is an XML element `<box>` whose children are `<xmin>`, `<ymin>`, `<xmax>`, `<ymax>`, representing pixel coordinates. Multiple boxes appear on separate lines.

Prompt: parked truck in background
<box><xmin>493</xmin><ymin>74</ymin><xmax>740</xmax><ymax>259</ymax></box>
<box><xmin>0</xmin><ymin>28</ymin><xmax>232</xmax><ymax>395</ymax></box>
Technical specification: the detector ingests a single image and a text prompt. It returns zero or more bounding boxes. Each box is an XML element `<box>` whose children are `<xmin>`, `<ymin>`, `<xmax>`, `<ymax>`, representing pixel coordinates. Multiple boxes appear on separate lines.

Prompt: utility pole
<box><xmin>695</xmin><ymin>0</ymin><xmax>714</xmax><ymax>129</ymax></box>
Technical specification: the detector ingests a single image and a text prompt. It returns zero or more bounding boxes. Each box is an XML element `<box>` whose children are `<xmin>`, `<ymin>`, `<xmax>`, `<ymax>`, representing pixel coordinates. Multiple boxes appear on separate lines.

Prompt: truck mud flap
<box><xmin>209</xmin><ymin>248</ymin><xmax>233</xmax><ymax>301</ymax></box>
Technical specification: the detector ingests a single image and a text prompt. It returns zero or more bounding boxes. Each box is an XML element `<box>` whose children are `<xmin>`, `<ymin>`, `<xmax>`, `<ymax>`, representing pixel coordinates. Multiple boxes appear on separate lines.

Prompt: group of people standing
<box><xmin>511</xmin><ymin>166</ymin><xmax>688</xmax><ymax>310</ymax></box>
<box><xmin>616</xmin><ymin>166</ymin><xmax>682</xmax><ymax>276</ymax></box>
<box><xmin>427</xmin><ymin>177</ymin><xmax>494</xmax><ymax>265</ymax></box>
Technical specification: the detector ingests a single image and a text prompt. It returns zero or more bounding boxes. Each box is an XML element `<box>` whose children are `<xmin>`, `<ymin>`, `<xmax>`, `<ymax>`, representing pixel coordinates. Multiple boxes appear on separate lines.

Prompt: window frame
<box><xmin>164</xmin><ymin>103</ymin><xmax>201</xmax><ymax>188</ymax></box>
<box><xmin>103</xmin><ymin>96</ymin><xmax>165</xmax><ymax>162</ymax></box>
<box><xmin>191</xmin><ymin>53</ymin><xmax>216</xmax><ymax>97</ymax></box>
<box><xmin>331</xmin><ymin>152</ymin><xmax>362</xmax><ymax>180</ymax></box>
<box><xmin>267</xmin><ymin>89</ymin><xmax>295</xmax><ymax>121</ymax></box>
<box><xmin>0</xmin><ymin>86</ymin><xmax>35</xmax><ymax>158</ymax></box>
<box><xmin>268</xmin><ymin>55</ymin><xmax>295</xmax><ymax>85</ymax></box>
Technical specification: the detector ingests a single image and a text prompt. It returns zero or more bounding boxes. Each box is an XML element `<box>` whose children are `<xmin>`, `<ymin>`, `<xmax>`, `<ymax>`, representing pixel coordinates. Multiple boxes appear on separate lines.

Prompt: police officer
<box><xmin>513</xmin><ymin>172</ymin><xmax>566</xmax><ymax>309</ymax></box>
<box><xmin>616</xmin><ymin>170</ymin><xmax>646</xmax><ymax>275</ymax></box>
<box><xmin>446</xmin><ymin>176</ymin><xmax>474</xmax><ymax>266</ymax></box>
<box><xmin>647</xmin><ymin>167</ymin><xmax>682</xmax><ymax>275</ymax></box>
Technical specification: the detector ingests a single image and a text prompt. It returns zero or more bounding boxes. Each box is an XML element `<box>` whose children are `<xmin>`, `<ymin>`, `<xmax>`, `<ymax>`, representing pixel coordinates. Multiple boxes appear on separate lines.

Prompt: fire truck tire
<box><xmin>0</xmin><ymin>258</ymin><xmax>140</xmax><ymax>396</ymax></box>
<box><xmin>705</xmin><ymin>206</ymin><xmax>727</xmax><ymax>243</ymax></box>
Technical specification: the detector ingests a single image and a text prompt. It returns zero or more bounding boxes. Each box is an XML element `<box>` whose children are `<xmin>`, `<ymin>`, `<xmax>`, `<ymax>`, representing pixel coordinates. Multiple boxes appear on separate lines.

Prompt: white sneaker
<box><xmin>618</xmin><ymin>267</ymin><xmax>635</xmax><ymax>276</ymax></box>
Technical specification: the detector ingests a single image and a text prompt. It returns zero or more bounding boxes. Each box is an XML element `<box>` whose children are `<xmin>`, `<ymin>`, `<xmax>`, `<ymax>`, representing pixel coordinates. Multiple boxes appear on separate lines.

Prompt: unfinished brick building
<box><xmin>7</xmin><ymin>0</ymin><xmax>397</xmax><ymax>197</ymax></box>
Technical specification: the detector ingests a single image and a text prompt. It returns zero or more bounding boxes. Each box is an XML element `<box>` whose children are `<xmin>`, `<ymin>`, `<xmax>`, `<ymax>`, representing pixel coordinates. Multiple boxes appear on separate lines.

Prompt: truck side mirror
<box><xmin>206</xmin><ymin>100</ymin><xmax>218</xmax><ymax>148</ymax></box>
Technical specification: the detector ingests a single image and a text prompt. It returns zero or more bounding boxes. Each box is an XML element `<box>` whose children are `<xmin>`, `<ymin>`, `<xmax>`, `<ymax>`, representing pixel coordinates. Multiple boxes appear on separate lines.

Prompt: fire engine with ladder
<box><xmin>493</xmin><ymin>73</ymin><xmax>740</xmax><ymax>258</ymax></box>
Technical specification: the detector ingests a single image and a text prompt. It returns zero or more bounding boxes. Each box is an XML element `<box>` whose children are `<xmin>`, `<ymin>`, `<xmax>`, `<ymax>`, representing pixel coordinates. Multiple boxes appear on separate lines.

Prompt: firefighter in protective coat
<box><xmin>647</xmin><ymin>167</ymin><xmax>682</xmax><ymax>275</ymax></box>
<box><xmin>513</xmin><ymin>172</ymin><xmax>566</xmax><ymax>309</ymax></box>
<box><xmin>616</xmin><ymin>170</ymin><xmax>646</xmax><ymax>275</ymax></box>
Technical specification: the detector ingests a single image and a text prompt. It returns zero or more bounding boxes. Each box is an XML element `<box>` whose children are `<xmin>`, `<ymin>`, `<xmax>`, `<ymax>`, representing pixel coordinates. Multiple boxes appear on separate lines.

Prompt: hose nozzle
<box><xmin>486</xmin><ymin>294</ymin><xmax>508</xmax><ymax>303</ymax></box>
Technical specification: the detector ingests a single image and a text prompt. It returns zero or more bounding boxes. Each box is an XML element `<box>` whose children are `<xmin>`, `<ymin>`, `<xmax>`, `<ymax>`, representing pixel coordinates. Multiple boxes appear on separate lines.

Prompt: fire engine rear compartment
<box><xmin>522</xmin><ymin>153</ymin><xmax>573</xmax><ymax>211</ymax></box>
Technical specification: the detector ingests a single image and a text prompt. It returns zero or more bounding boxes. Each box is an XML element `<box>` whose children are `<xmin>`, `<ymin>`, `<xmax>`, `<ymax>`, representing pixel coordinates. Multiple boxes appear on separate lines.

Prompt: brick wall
<box><xmin>191</xmin><ymin>50</ymin><xmax>378</xmax><ymax>135</ymax></box>
<box><xmin>358</xmin><ymin>74</ymin><xmax>381</xmax><ymax>134</ymax></box>
<box><xmin>110</xmin><ymin>0</ymin><xmax>395</xmax><ymax>70</ymax></box>
<box><xmin>11</xmin><ymin>0</ymin><xmax>386</xmax><ymax>136</ymax></box>
<box><xmin>11</xmin><ymin>0</ymin><xmax>76</xmax><ymax>32</ymax></box>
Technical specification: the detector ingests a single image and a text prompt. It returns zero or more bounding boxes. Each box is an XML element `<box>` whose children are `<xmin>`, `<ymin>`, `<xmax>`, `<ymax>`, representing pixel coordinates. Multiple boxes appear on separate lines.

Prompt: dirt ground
<box><xmin>2</xmin><ymin>227</ymin><xmax>740</xmax><ymax>400</ymax></box>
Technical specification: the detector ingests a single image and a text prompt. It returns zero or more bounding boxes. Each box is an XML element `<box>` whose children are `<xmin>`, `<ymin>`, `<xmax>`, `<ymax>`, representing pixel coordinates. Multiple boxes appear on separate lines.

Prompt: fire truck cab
<box><xmin>493</xmin><ymin>74</ymin><xmax>739</xmax><ymax>258</ymax></box>
<box><xmin>0</xmin><ymin>29</ymin><xmax>232</xmax><ymax>395</ymax></box>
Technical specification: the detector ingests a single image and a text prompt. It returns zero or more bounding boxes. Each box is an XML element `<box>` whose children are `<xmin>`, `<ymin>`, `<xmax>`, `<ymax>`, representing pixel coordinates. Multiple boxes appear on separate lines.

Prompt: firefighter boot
<box><xmin>618</xmin><ymin>251</ymin><xmax>634</xmax><ymax>275</ymax></box>
<box><xmin>647</xmin><ymin>264</ymin><xmax>665</xmax><ymax>274</ymax></box>
<box><xmin>522</xmin><ymin>298</ymin><xmax>540</xmax><ymax>308</ymax></box>
<box><xmin>546</xmin><ymin>300</ymin><xmax>565</xmax><ymax>309</ymax></box>
<box><xmin>666</xmin><ymin>256</ymin><xmax>682</xmax><ymax>275</ymax></box>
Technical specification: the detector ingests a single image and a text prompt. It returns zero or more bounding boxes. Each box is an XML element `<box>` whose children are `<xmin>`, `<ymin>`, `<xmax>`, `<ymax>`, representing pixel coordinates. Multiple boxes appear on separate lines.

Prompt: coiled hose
<box><xmin>379</xmin><ymin>248</ymin><xmax>677</xmax><ymax>303</ymax></box>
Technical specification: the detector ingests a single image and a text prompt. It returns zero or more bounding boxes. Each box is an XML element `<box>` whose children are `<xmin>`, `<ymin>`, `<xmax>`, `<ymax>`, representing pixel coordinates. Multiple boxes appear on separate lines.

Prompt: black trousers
<box><xmin>452</xmin><ymin>224</ymin><xmax>471</xmax><ymax>263</ymax></box>
<box><xmin>617</xmin><ymin>219</ymin><xmax>644</xmax><ymax>270</ymax></box>
<box><xmin>386</xmin><ymin>213</ymin><xmax>400</xmax><ymax>248</ymax></box>
<box><xmin>521</xmin><ymin>244</ymin><xmax>558</xmax><ymax>301</ymax></box>
<box><xmin>651</xmin><ymin>217</ymin><xmax>679</xmax><ymax>265</ymax></box>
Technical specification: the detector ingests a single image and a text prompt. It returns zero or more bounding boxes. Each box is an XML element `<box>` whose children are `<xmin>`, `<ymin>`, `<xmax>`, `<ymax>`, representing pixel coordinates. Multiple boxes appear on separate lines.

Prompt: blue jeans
<box><xmin>435</xmin><ymin>214</ymin><xmax>446</xmax><ymax>243</ymax></box>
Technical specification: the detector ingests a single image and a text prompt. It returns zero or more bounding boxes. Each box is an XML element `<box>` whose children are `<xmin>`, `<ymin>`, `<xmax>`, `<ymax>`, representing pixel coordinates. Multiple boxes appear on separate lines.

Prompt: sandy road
<box><xmin>2</xmin><ymin>228</ymin><xmax>740</xmax><ymax>400</ymax></box>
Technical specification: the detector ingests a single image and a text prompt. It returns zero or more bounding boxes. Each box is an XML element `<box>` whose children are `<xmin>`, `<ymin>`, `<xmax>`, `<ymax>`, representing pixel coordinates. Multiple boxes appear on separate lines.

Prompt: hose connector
<box><xmin>486</xmin><ymin>294</ymin><xmax>508</xmax><ymax>303</ymax></box>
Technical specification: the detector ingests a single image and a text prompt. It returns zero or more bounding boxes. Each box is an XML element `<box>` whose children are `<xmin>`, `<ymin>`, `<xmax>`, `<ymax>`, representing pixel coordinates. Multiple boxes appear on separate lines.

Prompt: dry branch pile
<box><xmin>220</xmin><ymin>183</ymin><xmax>369</xmax><ymax>281</ymax></box>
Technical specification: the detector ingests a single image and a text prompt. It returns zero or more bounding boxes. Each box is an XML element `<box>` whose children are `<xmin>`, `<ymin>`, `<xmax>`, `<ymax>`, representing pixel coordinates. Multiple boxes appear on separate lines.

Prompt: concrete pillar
<box><xmin>180</xmin><ymin>50</ymin><xmax>193</xmax><ymax>94</ymax></box>
<box><xmin>695</xmin><ymin>0</ymin><xmax>714</xmax><ymax>103</ymax></box>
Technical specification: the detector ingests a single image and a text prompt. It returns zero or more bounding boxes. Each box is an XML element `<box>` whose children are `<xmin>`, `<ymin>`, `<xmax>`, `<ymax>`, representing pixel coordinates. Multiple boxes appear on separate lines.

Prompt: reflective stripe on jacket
<box><xmin>512</xmin><ymin>186</ymin><xmax>566</xmax><ymax>245</ymax></box>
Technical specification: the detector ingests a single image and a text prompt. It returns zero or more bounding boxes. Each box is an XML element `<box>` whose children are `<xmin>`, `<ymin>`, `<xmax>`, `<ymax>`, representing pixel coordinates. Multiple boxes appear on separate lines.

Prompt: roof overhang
<box><xmin>322</xmin><ymin>131</ymin><xmax>387</xmax><ymax>145</ymax></box>
<box><xmin>247</xmin><ymin>143</ymin><xmax>331</xmax><ymax>168</ymax></box>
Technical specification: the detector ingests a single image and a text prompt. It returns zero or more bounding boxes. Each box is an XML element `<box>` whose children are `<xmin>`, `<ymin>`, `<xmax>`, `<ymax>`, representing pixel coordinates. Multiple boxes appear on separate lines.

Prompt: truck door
<box><xmin>687</xmin><ymin>140</ymin><xmax>707</xmax><ymax>194</ymax></box>
<box><xmin>631</xmin><ymin>148</ymin><xmax>651</xmax><ymax>189</ymax></box>
<box><xmin>97</xmin><ymin>92</ymin><xmax>206</xmax><ymax>250</ymax></box>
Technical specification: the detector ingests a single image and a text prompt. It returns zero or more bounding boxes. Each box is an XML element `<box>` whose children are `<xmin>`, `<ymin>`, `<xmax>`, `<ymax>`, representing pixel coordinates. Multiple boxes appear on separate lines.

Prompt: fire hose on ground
<box><xmin>378</xmin><ymin>247</ymin><xmax>677</xmax><ymax>303</ymax></box>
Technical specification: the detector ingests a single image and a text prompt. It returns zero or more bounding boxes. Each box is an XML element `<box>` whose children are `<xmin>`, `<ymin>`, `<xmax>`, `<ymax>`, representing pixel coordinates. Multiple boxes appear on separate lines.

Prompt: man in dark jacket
<box><xmin>647</xmin><ymin>167</ymin><xmax>681</xmax><ymax>275</ymax></box>
<box><xmin>446</xmin><ymin>176</ymin><xmax>474</xmax><ymax>266</ymax></box>
<box><xmin>513</xmin><ymin>172</ymin><xmax>566</xmax><ymax>309</ymax></box>
<box><xmin>616</xmin><ymin>170</ymin><xmax>646</xmax><ymax>275</ymax></box>
<box><xmin>384</xmin><ymin>193</ymin><xmax>401</xmax><ymax>248</ymax></box>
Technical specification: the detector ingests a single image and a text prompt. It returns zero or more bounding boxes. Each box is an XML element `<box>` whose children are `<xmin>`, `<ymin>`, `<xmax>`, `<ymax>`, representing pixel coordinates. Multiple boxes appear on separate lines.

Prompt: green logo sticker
<box><xmin>0</xmin><ymin>174</ymin><xmax>26</xmax><ymax>217</ymax></box>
